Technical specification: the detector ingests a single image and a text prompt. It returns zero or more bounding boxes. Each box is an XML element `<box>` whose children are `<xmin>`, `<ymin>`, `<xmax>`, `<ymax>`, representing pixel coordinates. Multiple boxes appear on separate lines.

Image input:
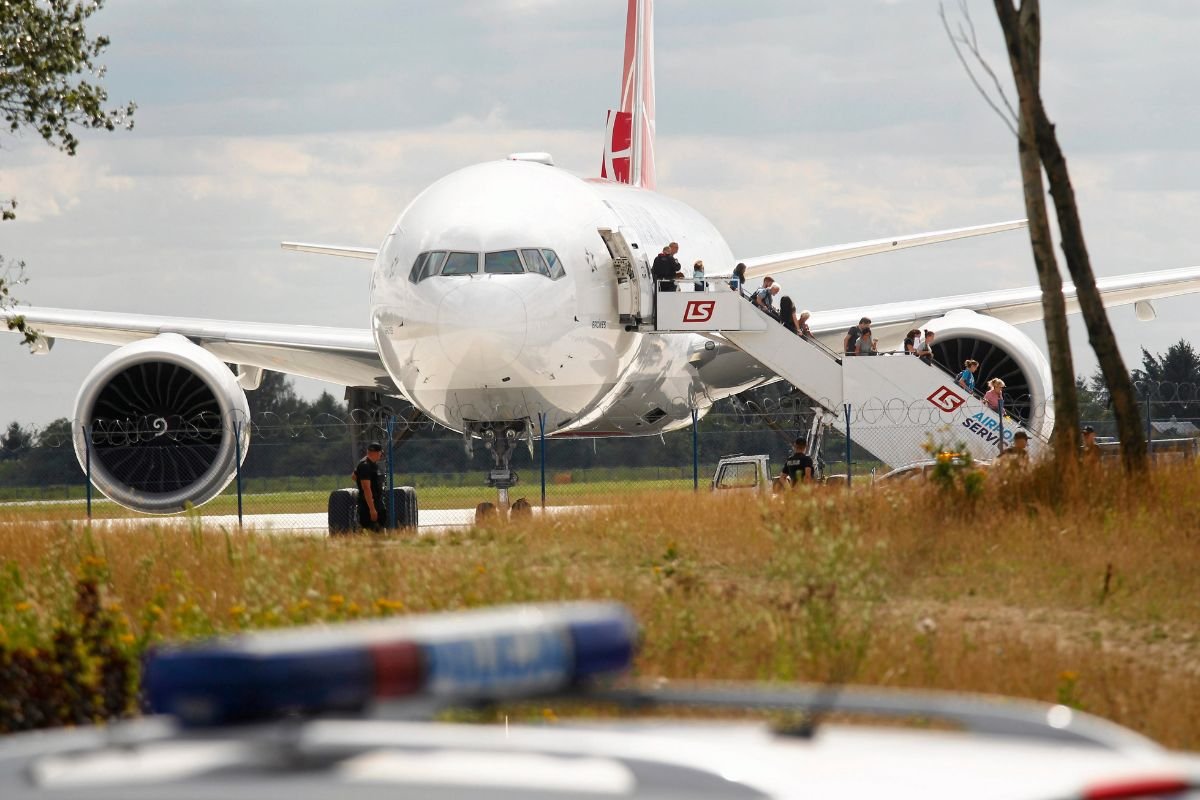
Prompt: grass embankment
<box><xmin>1</xmin><ymin>459</ymin><xmax>1198</xmax><ymax>748</ymax></box>
<box><xmin>0</xmin><ymin>467</ymin><xmax>706</xmax><ymax>519</ymax></box>
<box><xmin>0</xmin><ymin>479</ymin><xmax>697</xmax><ymax>521</ymax></box>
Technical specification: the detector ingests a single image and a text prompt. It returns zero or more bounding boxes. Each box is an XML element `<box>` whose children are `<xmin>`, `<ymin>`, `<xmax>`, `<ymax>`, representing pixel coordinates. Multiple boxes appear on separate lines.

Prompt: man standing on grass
<box><xmin>354</xmin><ymin>442</ymin><xmax>385</xmax><ymax>532</ymax></box>
<box><xmin>782</xmin><ymin>438</ymin><xmax>816</xmax><ymax>485</ymax></box>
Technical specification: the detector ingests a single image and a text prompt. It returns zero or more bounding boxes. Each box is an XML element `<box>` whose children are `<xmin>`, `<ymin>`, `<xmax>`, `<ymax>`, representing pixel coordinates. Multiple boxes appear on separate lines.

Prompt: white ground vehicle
<box><xmin>711</xmin><ymin>454</ymin><xmax>773</xmax><ymax>492</ymax></box>
<box><xmin>1</xmin><ymin>602</ymin><xmax>1197</xmax><ymax>799</ymax></box>
<box><xmin>875</xmin><ymin>457</ymin><xmax>993</xmax><ymax>483</ymax></box>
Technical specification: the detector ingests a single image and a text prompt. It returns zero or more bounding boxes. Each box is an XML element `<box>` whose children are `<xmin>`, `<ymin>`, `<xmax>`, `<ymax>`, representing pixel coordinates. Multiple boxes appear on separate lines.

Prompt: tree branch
<box><xmin>939</xmin><ymin>1</ymin><xmax>1019</xmax><ymax>138</ymax></box>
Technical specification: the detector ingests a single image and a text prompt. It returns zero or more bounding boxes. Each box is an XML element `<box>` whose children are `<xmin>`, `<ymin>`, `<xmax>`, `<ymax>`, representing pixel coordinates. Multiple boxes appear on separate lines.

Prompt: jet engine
<box><xmin>923</xmin><ymin>309</ymin><xmax>1054</xmax><ymax>438</ymax></box>
<box><xmin>71</xmin><ymin>334</ymin><xmax>251</xmax><ymax>514</ymax></box>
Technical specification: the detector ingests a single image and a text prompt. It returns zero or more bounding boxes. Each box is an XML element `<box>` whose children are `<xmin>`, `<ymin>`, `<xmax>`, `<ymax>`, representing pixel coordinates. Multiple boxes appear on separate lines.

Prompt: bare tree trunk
<box><xmin>1030</xmin><ymin>113</ymin><xmax>1148</xmax><ymax>472</ymax></box>
<box><xmin>993</xmin><ymin>0</ymin><xmax>1079</xmax><ymax>461</ymax></box>
<box><xmin>994</xmin><ymin>0</ymin><xmax>1147</xmax><ymax>473</ymax></box>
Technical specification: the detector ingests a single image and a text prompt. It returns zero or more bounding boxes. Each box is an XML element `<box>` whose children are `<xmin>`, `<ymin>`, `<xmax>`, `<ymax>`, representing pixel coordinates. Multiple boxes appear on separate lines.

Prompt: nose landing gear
<box><xmin>465</xmin><ymin>420</ymin><xmax>534</xmax><ymax>524</ymax></box>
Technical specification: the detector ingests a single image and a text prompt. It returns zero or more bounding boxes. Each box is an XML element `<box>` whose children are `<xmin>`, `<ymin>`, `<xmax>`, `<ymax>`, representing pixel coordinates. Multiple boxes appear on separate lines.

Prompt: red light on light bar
<box><xmin>370</xmin><ymin>641</ymin><xmax>422</xmax><ymax>698</ymax></box>
<box><xmin>1085</xmin><ymin>777</ymin><xmax>1190</xmax><ymax>800</ymax></box>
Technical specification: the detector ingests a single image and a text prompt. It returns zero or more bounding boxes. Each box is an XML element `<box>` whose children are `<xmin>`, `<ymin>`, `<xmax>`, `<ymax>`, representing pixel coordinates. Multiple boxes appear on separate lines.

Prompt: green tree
<box><xmin>1133</xmin><ymin>339</ymin><xmax>1200</xmax><ymax>417</ymax></box>
<box><xmin>246</xmin><ymin>370</ymin><xmax>304</xmax><ymax>419</ymax></box>
<box><xmin>1</xmin><ymin>255</ymin><xmax>35</xmax><ymax>346</ymax></box>
<box><xmin>1134</xmin><ymin>339</ymin><xmax>1200</xmax><ymax>386</ymax></box>
<box><xmin>1</xmin><ymin>0</ymin><xmax>135</xmax><ymax>342</ymax></box>
<box><xmin>1075</xmin><ymin>373</ymin><xmax>1111</xmax><ymax>426</ymax></box>
<box><xmin>0</xmin><ymin>420</ymin><xmax>33</xmax><ymax>460</ymax></box>
<box><xmin>0</xmin><ymin>0</ymin><xmax>135</xmax><ymax>159</ymax></box>
<box><xmin>24</xmin><ymin>417</ymin><xmax>82</xmax><ymax>487</ymax></box>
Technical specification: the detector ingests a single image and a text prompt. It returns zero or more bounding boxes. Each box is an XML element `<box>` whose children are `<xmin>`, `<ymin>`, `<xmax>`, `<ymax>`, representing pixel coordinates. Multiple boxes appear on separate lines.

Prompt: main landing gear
<box><xmin>464</xmin><ymin>420</ymin><xmax>535</xmax><ymax>524</ymax></box>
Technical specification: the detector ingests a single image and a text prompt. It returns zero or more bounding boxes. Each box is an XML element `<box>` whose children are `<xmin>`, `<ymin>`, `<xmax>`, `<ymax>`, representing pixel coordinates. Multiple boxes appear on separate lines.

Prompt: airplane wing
<box><xmin>805</xmin><ymin>265</ymin><xmax>1200</xmax><ymax>343</ymax></box>
<box><xmin>4</xmin><ymin>307</ymin><xmax>397</xmax><ymax>392</ymax></box>
<box><xmin>279</xmin><ymin>222</ymin><xmax>1027</xmax><ymax>271</ymax></box>
<box><xmin>739</xmin><ymin>219</ymin><xmax>1027</xmax><ymax>279</ymax></box>
<box><xmin>280</xmin><ymin>242</ymin><xmax>378</xmax><ymax>260</ymax></box>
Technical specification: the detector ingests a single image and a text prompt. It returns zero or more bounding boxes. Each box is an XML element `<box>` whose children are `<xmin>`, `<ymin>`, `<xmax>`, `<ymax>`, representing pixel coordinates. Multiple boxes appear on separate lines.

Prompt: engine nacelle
<box><xmin>923</xmin><ymin>309</ymin><xmax>1054</xmax><ymax>440</ymax></box>
<box><xmin>72</xmin><ymin>334</ymin><xmax>251</xmax><ymax>514</ymax></box>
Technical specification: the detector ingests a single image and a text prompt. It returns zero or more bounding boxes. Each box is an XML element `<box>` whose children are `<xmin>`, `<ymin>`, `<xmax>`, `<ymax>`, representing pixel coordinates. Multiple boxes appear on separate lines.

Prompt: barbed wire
<box><xmin>11</xmin><ymin>388</ymin><xmax>1200</xmax><ymax>450</ymax></box>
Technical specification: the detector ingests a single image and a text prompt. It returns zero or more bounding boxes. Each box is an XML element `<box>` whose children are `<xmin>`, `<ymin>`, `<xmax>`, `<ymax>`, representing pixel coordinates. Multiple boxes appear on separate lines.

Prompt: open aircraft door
<box><xmin>599</xmin><ymin>228</ymin><xmax>655</xmax><ymax>331</ymax></box>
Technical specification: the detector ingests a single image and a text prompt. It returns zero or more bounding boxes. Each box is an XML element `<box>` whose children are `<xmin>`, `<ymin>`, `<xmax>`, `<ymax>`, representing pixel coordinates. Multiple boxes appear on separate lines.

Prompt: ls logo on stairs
<box><xmin>682</xmin><ymin>300</ymin><xmax>716</xmax><ymax>323</ymax></box>
<box><xmin>927</xmin><ymin>386</ymin><xmax>966</xmax><ymax>412</ymax></box>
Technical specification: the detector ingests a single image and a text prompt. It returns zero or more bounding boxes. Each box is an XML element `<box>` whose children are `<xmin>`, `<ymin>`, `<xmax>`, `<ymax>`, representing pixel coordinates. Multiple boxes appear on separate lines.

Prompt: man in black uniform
<box><xmin>781</xmin><ymin>438</ymin><xmax>815</xmax><ymax>485</ymax></box>
<box><xmin>651</xmin><ymin>242</ymin><xmax>681</xmax><ymax>291</ymax></box>
<box><xmin>353</xmin><ymin>442</ymin><xmax>385</xmax><ymax>531</ymax></box>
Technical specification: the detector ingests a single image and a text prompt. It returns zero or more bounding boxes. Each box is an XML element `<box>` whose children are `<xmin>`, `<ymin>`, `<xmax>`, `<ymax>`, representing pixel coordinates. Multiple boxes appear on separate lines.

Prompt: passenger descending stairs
<box><xmin>654</xmin><ymin>291</ymin><xmax>1038</xmax><ymax>468</ymax></box>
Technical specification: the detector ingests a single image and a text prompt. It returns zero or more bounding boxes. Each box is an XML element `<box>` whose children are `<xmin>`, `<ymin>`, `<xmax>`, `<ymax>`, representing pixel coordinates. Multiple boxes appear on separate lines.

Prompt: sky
<box><xmin>3</xmin><ymin>0</ymin><xmax>1200</xmax><ymax>428</ymax></box>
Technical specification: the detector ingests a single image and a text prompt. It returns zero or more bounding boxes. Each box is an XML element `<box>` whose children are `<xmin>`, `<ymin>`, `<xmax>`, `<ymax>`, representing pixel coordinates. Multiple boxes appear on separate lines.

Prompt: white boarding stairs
<box><xmin>655</xmin><ymin>290</ymin><xmax>1039</xmax><ymax>468</ymax></box>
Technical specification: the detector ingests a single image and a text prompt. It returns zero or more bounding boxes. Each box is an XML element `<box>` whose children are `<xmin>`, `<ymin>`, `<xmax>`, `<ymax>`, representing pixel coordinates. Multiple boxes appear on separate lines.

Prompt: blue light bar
<box><xmin>143</xmin><ymin>602</ymin><xmax>636</xmax><ymax>726</ymax></box>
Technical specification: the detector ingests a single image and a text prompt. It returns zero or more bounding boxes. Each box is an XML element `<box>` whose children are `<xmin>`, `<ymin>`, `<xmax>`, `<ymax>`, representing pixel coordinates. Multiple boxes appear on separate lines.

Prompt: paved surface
<box><xmin>1</xmin><ymin>502</ymin><xmax>585</xmax><ymax>536</ymax></box>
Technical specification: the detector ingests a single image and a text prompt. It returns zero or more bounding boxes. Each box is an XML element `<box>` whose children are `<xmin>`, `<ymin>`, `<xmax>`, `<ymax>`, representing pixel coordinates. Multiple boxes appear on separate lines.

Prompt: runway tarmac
<box><xmin>2</xmin><ymin>502</ymin><xmax>580</xmax><ymax>536</ymax></box>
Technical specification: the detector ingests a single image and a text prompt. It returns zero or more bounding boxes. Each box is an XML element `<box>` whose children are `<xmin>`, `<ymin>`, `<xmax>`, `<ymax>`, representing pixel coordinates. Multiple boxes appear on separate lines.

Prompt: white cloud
<box><xmin>3</xmin><ymin>0</ymin><xmax>1200</xmax><ymax>426</ymax></box>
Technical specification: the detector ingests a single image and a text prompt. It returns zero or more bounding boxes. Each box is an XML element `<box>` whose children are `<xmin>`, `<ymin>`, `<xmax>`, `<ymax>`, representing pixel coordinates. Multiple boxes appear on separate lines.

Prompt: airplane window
<box><xmin>422</xmin><ymin>251</ymin><xmax>447</xmax><ymax>280</ymax></box>
<box><xmin>441</xmin><ymin>252</ymin><xmax>479</xmax><ymax>276</ymax></box>
<box><xmin>407</xmin><ymin>252</ymin><xmax>429</xmax><ymax>284</ymax></box>
<box><xmin>407</xmin><ymin>252</ymin><xmax>449</xmax><ymax>283</ymax></box>
<box><xmin>541</xmin><ymin>249</ymin><xmax>566</xmax><ymax>280</ymax></box>
<box><xmin>520</xmin><ymin>248</ymin><xmax>551</xmax><ymax>277</ymax></box>
<box><xmin>484</xmin><ymin>250</ymin><xmax>525</xmax><ymax>274</ymax></box>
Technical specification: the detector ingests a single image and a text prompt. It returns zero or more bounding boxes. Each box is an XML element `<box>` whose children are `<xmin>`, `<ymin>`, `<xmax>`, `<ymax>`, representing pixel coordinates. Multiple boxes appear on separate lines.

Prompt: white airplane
<box><xmin>6</xmin><ymin>0</ymin><xmax>1200</xmax><ymax>514</ymax></box>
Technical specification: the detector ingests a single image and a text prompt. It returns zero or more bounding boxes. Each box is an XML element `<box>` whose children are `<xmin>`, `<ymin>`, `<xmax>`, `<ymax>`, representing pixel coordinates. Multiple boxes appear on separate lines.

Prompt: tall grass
<box><xmin>1</xmin><ymin>459</ymin><xmax>1198</xmax><ymax>747</ymax></box>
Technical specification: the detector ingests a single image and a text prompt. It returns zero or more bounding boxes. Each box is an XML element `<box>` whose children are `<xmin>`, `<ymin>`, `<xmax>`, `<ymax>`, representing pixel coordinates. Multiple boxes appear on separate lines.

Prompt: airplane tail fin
<box><xmin>600</xmin><ymin>0</ymin><xmax>656</xmax><ymax>189</ymax></box>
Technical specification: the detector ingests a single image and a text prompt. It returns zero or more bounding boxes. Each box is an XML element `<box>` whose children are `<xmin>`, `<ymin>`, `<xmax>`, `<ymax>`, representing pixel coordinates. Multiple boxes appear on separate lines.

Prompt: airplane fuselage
<box><xmin>371</xmin><ymin>159</ymin><xmax>771</xmax><ymax>436</ymax></box>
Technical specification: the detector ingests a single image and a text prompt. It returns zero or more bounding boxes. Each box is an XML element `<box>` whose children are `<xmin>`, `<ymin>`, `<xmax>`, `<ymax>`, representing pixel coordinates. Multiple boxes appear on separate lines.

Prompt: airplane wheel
<box><xmin>510</xmin><ymin>497</ymin><xmax>532</xmax><ymax>518</ymax></box>
<box><xmin>475</xmin><ymin>502</ymin><xmax>498</xmax><ymax>524</ymax></box>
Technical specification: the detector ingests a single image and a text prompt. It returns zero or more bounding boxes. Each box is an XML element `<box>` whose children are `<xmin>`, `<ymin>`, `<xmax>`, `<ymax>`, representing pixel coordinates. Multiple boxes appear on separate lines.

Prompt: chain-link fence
<box><xmin>1</xmin><ymin>383</ymin><xmax>1197</xmax><ymax>532</ymax></box>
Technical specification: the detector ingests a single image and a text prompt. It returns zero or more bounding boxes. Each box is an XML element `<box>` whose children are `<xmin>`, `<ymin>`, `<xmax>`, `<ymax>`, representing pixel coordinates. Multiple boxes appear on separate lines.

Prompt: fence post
<box><xmin>233</xmin><ymin>420</ymin><xmax>244</xmax><ymax>529</ymax></box>
<box><xmin>691</xmin><ymin>408</ymin><xmax>700</xmax><ymax>491</ymax></box>
<box><xmin>538</xmin><ymin>411</ymin><xmax>547</xmax><ymax>509</ymax></box>
<box><xmin>843</xmin><ymin>403</ymin><xmax>852</xmax><ymax>488</ymax></box>
<box><xmin>386</xmin><ymin>415</ymin><xmax>397</xmax><ymax>530</ymax></box>
<box><xmin>1145</xmin><ymin>388</ymin><xmax>1153</xmax><ymax>447</ymax></box>
<box><xmin>997</xmin><ymin>396</ymin><xmax>1005</xmax><ymax>454</ymax></box>
<box><xmin>83</xmin><ymin>424</ymin><xmax>93</xmax><ymax>521</ymax></box>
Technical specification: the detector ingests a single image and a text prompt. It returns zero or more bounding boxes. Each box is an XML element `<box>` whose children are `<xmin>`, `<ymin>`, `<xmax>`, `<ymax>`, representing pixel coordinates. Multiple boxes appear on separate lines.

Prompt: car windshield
<box><xmin>716</xmin><ymin>461</ymin><xmax>758</xmax><ymax>488</ymax></box>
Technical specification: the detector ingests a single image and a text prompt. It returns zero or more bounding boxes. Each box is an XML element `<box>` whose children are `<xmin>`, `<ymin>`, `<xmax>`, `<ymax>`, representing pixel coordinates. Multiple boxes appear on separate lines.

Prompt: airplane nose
<box><xmin>436</xmin><ymin>282</ymin><xmax>528</xmax><ymax>372</ymax></box>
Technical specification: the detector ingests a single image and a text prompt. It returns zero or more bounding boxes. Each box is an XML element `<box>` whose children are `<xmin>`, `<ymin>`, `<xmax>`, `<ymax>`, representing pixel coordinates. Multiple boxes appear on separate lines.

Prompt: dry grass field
<box><xmin>1</xmin><ymin>457</ymin><xmax>1198</xmax><ymax>748</ymax></box>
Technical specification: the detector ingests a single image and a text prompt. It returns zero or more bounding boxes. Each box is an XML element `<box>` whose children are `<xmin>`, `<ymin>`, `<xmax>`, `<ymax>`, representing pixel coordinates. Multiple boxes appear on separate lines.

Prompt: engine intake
<box><xmin>72</xmin><ymin>334</ymin><xmax>250</xmax><ymax>514</ymax></box>
<box><xmin>923</xmin><ymin>309</ymin><xmax>1054</xmax><ymax>439</ymax></box>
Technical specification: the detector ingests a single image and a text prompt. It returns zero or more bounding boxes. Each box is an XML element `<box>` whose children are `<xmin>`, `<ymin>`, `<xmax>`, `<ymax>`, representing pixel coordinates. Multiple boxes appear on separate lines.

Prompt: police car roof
<box><xmin>1</xmin><ymin>602</ymin><xmax>1198</xmax><ymax>799</ymax></box>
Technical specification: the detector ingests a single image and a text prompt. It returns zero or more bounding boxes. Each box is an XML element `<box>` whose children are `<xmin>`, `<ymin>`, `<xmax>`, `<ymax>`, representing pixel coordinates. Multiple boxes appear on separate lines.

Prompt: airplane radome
<box><xmin>6</xmin><ymin>0</ymin><xmax>1200</xmax><ymax>516</ymax></box>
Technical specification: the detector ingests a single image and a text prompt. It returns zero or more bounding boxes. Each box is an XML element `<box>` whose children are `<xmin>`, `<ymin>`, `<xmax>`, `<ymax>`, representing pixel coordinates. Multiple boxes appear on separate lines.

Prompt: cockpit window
<box><xmin>520</xmin><ymin>248</ymin><xmax>551</xmax><ymax>277</ymax></box>
<box><xmin>408</xmin><ymin>252</ymin><xmax>429</xmax><ymax>284</ymax></box>
<box><xmin>406</xmin><ymin>248</ymin><xmax>564</xmax><ymax>282</ymax></box>
<box><xmin>541</xmin><ymin>248</ymin><xmax>566</xmax><ymax>280</ymax></box>
<box><xmin>408</xmin><ymin>251</ymin><xmax>448</xmax><ymax>284</ymax></box>
<box><xmin>424</xmin><ymin>251</ymin><xmax>448</xmax><ymax>278</ymax></box>
<box><xmin>484</xmin><ymin>250</ymin><xmax>524</xmax><ymax>274</ymax></box>
<box><xmin>441</xmin><ymin>251</ymin><xmax>479</xmax><ymax>276</ymax></box>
